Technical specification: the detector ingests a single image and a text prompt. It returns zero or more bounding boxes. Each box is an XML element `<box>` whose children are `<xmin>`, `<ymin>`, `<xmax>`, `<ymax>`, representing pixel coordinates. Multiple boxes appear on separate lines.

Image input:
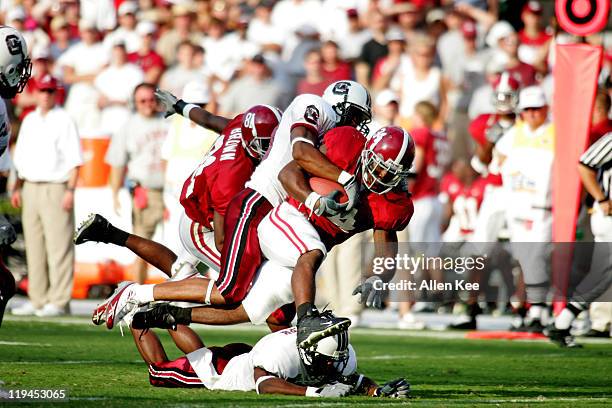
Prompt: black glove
<box><xmin>374</xmin><ymin>378</ymin><xmax>410</xmax><ymax>398</ymax></box>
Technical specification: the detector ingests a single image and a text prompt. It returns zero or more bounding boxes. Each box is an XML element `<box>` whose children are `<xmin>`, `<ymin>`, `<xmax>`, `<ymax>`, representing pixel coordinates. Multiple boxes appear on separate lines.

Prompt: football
<box><xmin>308</xmin><ymin>177</ymin><xmax>348</xmax><ymax>204</ymax></box>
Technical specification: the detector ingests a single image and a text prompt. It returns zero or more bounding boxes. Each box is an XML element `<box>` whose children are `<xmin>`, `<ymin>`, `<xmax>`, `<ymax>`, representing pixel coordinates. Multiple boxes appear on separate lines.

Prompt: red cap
<box><xmin>523</xmin><ymin>1</ymin><xmax>542</xmax><ymax>15</ymax></box>
<box><xmin>461</xmin><ymin>20</ymin><xmax>477</xmax><ymax>38</ymax></box>
<box><xmin>347</xmin><ymin>8</ymin><xmax>358</xmax><ymax>18</ymax></box>
<box><xmin>36</xmin><ymin>74</ymin><xmax>58</xmax><ymax>91</ymax></box>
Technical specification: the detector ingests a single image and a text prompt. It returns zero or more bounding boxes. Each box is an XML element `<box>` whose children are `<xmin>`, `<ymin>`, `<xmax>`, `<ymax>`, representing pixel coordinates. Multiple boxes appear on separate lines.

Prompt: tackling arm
<box><xmin>291</xmin><ymin>126</ymin><xmax>343</xmax><ymax>182</ymax></box>
<box><xmin>155</xmin><ymin>88</ymin><xmax>230</xmax><ymax>134</ymax></box>
<box><xmin>254</xmin><ymin>368</ymin><xmax>308</xmax><ymax>396</ymax></box>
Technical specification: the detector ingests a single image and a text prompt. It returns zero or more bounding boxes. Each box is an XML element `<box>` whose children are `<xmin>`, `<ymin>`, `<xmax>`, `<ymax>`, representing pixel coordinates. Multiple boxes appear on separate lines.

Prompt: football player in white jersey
<box><xmin>131</xmin><ymin>325</ymin><xmax>410</xmax><ymax>398</ymax></box>
<box><xmin>96</xmin><ymin>81</ymin><xmax>373</xmax><ymax>345</ymax></box>
<box><xmin>0</xmin><ymin>25</ymin><xmax>31</xmax><ymax>327</ymax></box>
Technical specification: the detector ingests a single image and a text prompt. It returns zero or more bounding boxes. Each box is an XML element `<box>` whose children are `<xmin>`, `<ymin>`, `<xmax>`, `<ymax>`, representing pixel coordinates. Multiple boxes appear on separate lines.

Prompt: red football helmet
<box><xmin>241</xmin><ymin>104</ymin><xmax>283</xmax><ymax>159</ymax></box>
<box><xmin>361</xmin><ymin>126</ymin><xmax>415</xmax><ymax>194</ymax></box>
<box><xmin>492</xmin><ymin>71</ymin><xmax>520</xmax><ymax>114</ymax></box>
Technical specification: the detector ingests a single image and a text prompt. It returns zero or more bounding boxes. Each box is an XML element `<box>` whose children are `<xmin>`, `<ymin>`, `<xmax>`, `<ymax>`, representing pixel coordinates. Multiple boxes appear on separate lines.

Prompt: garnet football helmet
<box><xmin>322</xmin><ymin>80</ymin><xmax>372</xmax><ymax>135</ymax></box>
<box><xmin>241</xmin><ymin>104</ymin><xmax>283</xmax><ymax>160</ymax></box>
<box><xmin>0</xmin><ymin>26</ymin><xmax>31</xmax><ymax>99</ymax></box>
<box><xmin>492</xmin><ymin>71</ymin><xmax>519</xmax><ymax>114</ymax></box>
<box><xmin>361</xmin><ymin>126</ymin><xmax>415</xmax><ymax>194</ymax></box>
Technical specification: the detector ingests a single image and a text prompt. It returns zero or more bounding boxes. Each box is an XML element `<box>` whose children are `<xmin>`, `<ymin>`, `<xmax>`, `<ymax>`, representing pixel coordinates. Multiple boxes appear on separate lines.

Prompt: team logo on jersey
<box><xmin>304</xmin><ymin>105</ymin><xmax>319</xmax><ymax>125</ymax></box>
<box><xmin>5</xmin><ymin>35</ymin><xmax>22</xmax><ymax>56</ymax></box>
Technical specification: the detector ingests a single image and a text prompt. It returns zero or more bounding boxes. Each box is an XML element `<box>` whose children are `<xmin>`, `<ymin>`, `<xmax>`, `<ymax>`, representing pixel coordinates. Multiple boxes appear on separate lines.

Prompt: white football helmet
<box><xmin>298</xmin><ymin>328</ymin><xmax>354</xmax><ymax>385</ymax></box>
<box><xmin>0</xmin><ymin>26</ymin><xmax>31</xmax><ymax>99</ymax></box>
<box><xmin>322</xmin><ymin>80</ymin><xmax>372</xmax><ymax>135</ymax></box>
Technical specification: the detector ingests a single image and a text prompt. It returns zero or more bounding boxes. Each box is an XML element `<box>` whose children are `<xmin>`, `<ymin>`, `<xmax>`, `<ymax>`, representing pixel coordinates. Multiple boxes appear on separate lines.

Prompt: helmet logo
<box><xmin>304</xmin><ymin>105</ymin><xmax>319</xmax><ymax>125</ymax></box>
<box><xmin>5</xmin><ymin>35</ymin><xmax>22</xmax><ymax>56</ymax></box>
<box><xmin>332</xmin><ymin>81</ymin><xmax>350</xmax><ymax>95</ymax></box>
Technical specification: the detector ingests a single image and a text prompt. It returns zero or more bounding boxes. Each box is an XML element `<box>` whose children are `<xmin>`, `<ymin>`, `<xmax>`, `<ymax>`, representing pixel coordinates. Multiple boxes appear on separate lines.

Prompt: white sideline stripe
<box><xmin>0</xmin><ymin>341</ymin><xmax>52</xmax><ymax>347</ymax></box>
<box><xmin>3</xmin><ymin>360</ymin><xmax>142</xmax><ymax>365</ymax></box>
<box><xmin>272</xmin><ymin>398</ymin><xmax>611</xmax><ymax>407</ymax></box>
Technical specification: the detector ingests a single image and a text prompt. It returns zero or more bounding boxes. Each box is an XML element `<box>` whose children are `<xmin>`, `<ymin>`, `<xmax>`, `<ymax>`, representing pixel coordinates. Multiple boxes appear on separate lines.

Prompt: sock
<box><xmin>528</xmin><ymin>303</ymin><xmax>546</xmax><ymax>322</ymax></box>
<box><xmin>132</xmin><ymin>284</ymin><xmax>155</xmax><ymax>304</ymax></box>
<box><xmin>554</xmin><ymin>308</ymin><xmax>576</xmax><ymax>330</ymax></box>
<box><xmin>108</xmin><ymin>224</ymin><xmax>130</xmax><ymax>246</ymax></box>
<box><xmin>171</xmin><ymin>306</ymin><xmax>192</xmax><ymax>325</ymax></box>
<box><xmin>297</xmin><ymin>302</ymin><xmax>318</xmax><ymax>321</ymax></box>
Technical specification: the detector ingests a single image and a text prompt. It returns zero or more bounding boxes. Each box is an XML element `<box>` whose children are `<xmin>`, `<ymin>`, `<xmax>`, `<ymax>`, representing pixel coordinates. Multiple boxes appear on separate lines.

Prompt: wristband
<box><xmin>305</xmin><ymin>386</ymin><xmax>320</xmax><ymax>397</ymax></box>
<box><xmin>304</xmin><ymin>192</ymin><xmax>321</xmax><ymax>216</ymax></box>
<box><xmin>337</xmin><ymin>171</ymin><xmax>353</xmax><ymax>186</ymax></box>
<box><xmin>204</xmin><ymin>280</ymin><xmax>214</xmax><ymax>305</ymax></box>
<box><xmin>174</xmin><ymin>99</ymin><xmax>197</xmax><ymax>118</ymax></box>
<box><xmin>255</xmin><ymin>375</ymin><xmax>276</xmax><ymax>394</ymax></box>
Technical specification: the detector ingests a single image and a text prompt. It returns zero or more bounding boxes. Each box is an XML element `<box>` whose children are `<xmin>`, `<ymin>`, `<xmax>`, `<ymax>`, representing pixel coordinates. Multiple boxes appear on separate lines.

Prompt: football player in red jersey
<box><xmin>126</xmin><ymin>126</ymin><xmax>414</xmax><ymax>349</ymax></box>
<box><xmin>75</xmin><ymin>102</ymin><xmax>284</xmax><ymax>337</ymax></box>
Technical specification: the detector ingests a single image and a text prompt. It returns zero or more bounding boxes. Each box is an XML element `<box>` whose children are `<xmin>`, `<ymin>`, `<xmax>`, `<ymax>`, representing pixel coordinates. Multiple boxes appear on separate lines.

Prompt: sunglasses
<box><xmin>40</xmin><ymin>88</ymin><xmax>56</xmax><ymax>94</ymax></box>
<box><xmin>136</xmin><ymin>97</ymin><xmax>157</xmax><ymax>103</ymax></box>
<box><xmin>522</xmin><ymin>106</ymin><xmax>544</xmax><ymax>112</ymax></box>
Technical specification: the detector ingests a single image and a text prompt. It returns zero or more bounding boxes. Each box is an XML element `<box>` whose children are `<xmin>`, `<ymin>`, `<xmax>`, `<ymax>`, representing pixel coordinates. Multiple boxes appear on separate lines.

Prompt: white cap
<box><xmin>181</xmin><ymin>81</ymin><xmax>210</xmax><ymax>104</ymax></box>
<box><xmin>31</xmin><ymin>45</ymin><xmax>50</xmax><ymax>60</ymax></box>
<box><xmin>376</xmin><ymin>89</ymin><xmax>399</xmax><ymax>106</ymax></box>
<box><xmin>7</xmin><ymin>7</ymin><xmax>26</xmax><ymax>21</ymax></box>
<box><xmin>386</xmin><ymin>27</ymin><xmax>406</xmax><ymax>42</ymax></box>
<box><xmin>518</xmin><ymin>86</ymin><xmax>547</xmax><ymax>110</ymax></box>
<box><xmin>136</xmin><ymin>20</ymin><xmax>157</xmax><ymax>36</ymax></box>
<box><xmin>486</xmin><ymin>21</ymin><xmax>515</xmax><ymax>48</ymax></box>
<box><xmin>79</xmin><ymin>19</ymin><xmax>97</xmax><ymax>31</ymax></box>
<box><xmin>118</xmin><ymin>1</ymin><xmax>138</xmax><ymax>16</ymax></box>
<box><xmin>426</xmin><ymin>8</ymin><xmax>446</xmax><ymax>25</ymax></box>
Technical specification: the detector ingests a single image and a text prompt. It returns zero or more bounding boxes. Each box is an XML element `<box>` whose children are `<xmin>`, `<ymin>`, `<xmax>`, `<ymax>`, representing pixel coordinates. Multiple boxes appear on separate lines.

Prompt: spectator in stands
<box><xmin>58</xmin><ymin>19</ymin><xmax>109</xmax><ymax>135</ymax></box>
<box><xmin>392</xmin><ymin>2</ymin><xmax>426</xmax><ymax>41</ymax></box>
<box><xmin>336</xmin><ymin>8</ymin><xmax>371</xmax><ymax>62</ymax></box>
<box><xmin>159</xmin><ymin>40</ymin><xmax>203</xmax><ymax>98</ymax></box>
<box><xmin>7</xmin><ymin>6</ymin><xmax>50</xmax><ymax>53</ymax></box>
<box><xmin>10</xmin><ymin>75</ymin><xmax>83</xmax><ymax>317</ymax></box>
<box><xmin>104</xmin><ymin>1</ymin><xmax>141</xmax><ymax>55</ymax></box>
<box><xmin>296</xmin><ymin>48</ymin><xmax>328</xmax><ymax>96</ymax></box>
<box><xmin>498</xmin><ymin>31</ymin><xmax>538</xmax><ymax>87</ymax></box>
<box><xmin>356</xmin><ymin>9</ymin><xmax>388</xmax><ymax>88</ymax></box>
<box><xmin>517</xmin><ymin>1</ymin><xmax>551</xmax><ymax>74</ymax></box>
<box><xmin>128</xmin><ymin>21</ymin><xmax>165</xmax><ymax>85</ymax></box>
<box><xmin>78</xmin><ymin>0</ymin><xmax>117</xmax><ymax>33</ymax></box>
<box><xmin>49</xmin><ymin>16</ymin><xmax>76</xmax><ymax>62</ymax></box>
<box><xmin>371</xmin><ymin>28</ymin><xmax>405</xmax><ymax>91</ymax></box>
<box><xmin>320</xmin><ymin>40</ymin><xmax>352</xmax><ymax>82</ymax></box>
<box><xmin>95</xmin><ymin>42</ymin><xmax>144</xmax><ymax>136</ymax></box>
<box><xmin>105</xmin><ymin>83</ymin><xmax>168</xmax><ymax>284</ymax></box>
<box><xmin>156</xmin><ymin>3</ymin><xmax>203</xmax><ymax>66</ymax></box>
<box><xmin>246</xmin><ymin>0</ymin><xmax>284</xmax><ymax>57</ymax></box>
<box><xmin>469</xmin><ymin>59</ymin><xmax>504</xmax><ymax>119</ymax></box>
<box><xmin>369</xmin><ymin>89</ymin><xmax>400</xmax><ymax>135</ymax></box>
<box><xmin>220</xmin><ymin>54</ymin><xmax>282</xmax><ymax>116</ymax></box>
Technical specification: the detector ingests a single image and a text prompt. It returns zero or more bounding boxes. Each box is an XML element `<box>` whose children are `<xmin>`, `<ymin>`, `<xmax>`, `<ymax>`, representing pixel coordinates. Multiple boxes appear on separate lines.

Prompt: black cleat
<box><xmin>525</xmin><ymin>319</ymin><xmax>545</xmax><ymax>334</ymax></box>
<box><xmin>548</xmin><ymin>327</ymin><xmax>583</xmax><ymax>348</ymax></box>
<box><xmin>132</xmin><ymin>304</ymin><xmax>181</xmax><ymax>330</ymax></box>
<box><xmin>583</xmin><ymin>329</ymin><xmax>610</xmax><ymax>338</ymax></box>
<box><xmin>297</xmin><ymin>310</ymin><xmax>351</xmax><ymax>349</ymax></box>
<box><xmin>448</xmin><ymin>317</ymin><xmax>477</xmax><ymax>330</ymax></box>
<box><xmin>74</xmin><ymin>214</ymin><xmax>114</xmax><ymax>245</ymax></box>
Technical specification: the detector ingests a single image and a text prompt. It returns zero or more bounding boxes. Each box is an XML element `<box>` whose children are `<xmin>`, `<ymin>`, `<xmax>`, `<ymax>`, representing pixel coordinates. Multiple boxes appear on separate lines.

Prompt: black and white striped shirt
<box><xmin>580</xmin><ymin>132</ymin><xmax>612</xmax><ymax>200</ymax></box>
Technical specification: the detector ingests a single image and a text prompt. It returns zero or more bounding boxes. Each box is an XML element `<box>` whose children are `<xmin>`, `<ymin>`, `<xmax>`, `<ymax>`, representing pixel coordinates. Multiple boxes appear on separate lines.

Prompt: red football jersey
<box><xmin>410</xmin><ymin>127</ymin><xmax>449</xmax><ymax>200</ymax></box>
<box><xmin>289</xmin><ymin>126</ymin><xmax>414</xmax><ymax>250</ymax></box>
<box><xmin>179</xmin><ymin>114</ymin><xmax>254</xmax><ymax>229</ymax></box>
<box><xmin>468</xmin><ymin>113</ymin><xmax>504</xmax><ymax>186</ymax></box>
<box><xmin>440</xmin><ymin>172</ymin><xmax>488</xmax><ymax>234</ymax></box>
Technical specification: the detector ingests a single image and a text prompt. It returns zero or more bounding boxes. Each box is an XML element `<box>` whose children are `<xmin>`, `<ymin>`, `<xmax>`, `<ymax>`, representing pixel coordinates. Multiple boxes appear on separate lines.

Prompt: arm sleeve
<box><xmin>580</xmin><ymin>134</ymin><xmax>612</xmax><ymax>169</ymax></box>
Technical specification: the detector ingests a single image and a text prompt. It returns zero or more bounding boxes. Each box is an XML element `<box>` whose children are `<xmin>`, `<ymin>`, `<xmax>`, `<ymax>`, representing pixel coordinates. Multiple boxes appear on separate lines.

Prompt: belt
<box><xmin>24</xmin><ymin>180</ymin><xmax>66</xmax><ymax>185</ymax></box>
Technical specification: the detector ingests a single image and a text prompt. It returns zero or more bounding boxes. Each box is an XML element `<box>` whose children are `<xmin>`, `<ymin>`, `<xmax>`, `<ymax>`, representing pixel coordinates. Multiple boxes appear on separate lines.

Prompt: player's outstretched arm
<box><xmin>344</xmin><ymin>373</ymin><xmax>410</xmax><ymax>398</ymax></box>
<box><xmin>155</xmin><ymin>88</ymin><xmax>230</xmax><ymax>134</ymax></box>
<box><xmin>254</xmin><ymin>368</ymin><xmax>352</xmax><ymax>397</ymax></box>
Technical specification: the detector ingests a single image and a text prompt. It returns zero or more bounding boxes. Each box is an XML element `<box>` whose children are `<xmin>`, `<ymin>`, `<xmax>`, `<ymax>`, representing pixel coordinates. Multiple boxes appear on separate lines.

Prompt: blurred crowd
<box><xmin>1</xmin><ymin>0</ymin><xmax>612</xmax><ymax>335</ymax></box>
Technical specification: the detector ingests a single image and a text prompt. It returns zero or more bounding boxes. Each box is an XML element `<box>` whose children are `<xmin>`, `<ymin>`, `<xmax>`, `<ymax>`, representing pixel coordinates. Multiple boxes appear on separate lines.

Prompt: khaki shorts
<box><xmin>133</xmin><ymin>189</ymin><xmax>164</xmax><ymax>239</ymax></box>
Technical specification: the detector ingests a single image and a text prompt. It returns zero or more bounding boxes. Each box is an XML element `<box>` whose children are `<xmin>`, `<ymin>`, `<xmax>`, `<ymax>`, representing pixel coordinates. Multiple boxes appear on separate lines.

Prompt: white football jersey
<box><xmin>0</xmin><ymin>99</ymin><xmax>11</xmax><ymax>157</ymax></box>
<box><xmin>246</xmin><ymin>94</ymin><xmax>339</xmax><ymax>206</ymax></box>
<box><xmin>186</xmin><ymin>327</ymin><xmax>357</xmax><ymax>392</ymax></box>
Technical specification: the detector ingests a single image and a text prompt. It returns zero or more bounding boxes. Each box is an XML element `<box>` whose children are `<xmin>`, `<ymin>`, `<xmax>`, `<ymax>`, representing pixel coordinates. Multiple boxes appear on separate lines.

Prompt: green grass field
<box><xmin>0</xmin><ymin>318</ymin><xmax>611</xmax><ymax>407</ymax></box>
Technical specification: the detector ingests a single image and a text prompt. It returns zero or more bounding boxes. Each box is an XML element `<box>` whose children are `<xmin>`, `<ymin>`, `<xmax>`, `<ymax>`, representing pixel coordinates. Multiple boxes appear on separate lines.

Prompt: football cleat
<box><xmin>74</xmin><ymin>213</ymin><xmax>114</xmax><ymax>245</ymax></box>
<box><xmin>132</xmin><ymin>303</ymin><xmax>179</xmax><ymax>330</ymax></box>
<box><xmin>548</xmin><ymin>327</ymin><xmax>583</xmax><ymax>348</ymax></box>
<box><xmin>91</xmin><ymin>281</ymin><xmax>138</xmax><ymax>329</ymax></box>
<box><xmin>448</xmin><ymin>317</ymin><xmax>477</xmax><ymax>330</ymax></box>
<box><xmin>583</xmin><ymin>329</ymin><xmax>610</xmax><ymax>338</ymax></box>
<box><xmin>297</xmin><ymin>310</ymin><xmax>351</xmax><ymax>350</ymax></box>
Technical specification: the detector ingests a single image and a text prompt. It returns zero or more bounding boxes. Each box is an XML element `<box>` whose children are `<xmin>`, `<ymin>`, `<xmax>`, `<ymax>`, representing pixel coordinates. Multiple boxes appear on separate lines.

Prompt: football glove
<box><xmin>154</xmin><ymin>88</ymin><xmax>179</xmax><ymax>118</ymax></box>
<box><xmin>305</xmin><ymin>191</ymin><xmax>348</xmax><ymax>217</ymax></box>
<box><xmin>312</xmin><ymin>383</ymin><xmax>352</xmax><ymax>397</ymax></box>
<box><xmin>337</xmin><ymin>171</ymin><xmax>359</xmax><ymax>211</ymax></box>
<box><xmin>326</xmin><ymin>207</ymin><xmax>357</xmax><ymax>232</ymax></box>
<box><xmin>352</xmin><ymin>276</ymin><xmax>384</xmax><ymax>309</ymax></box>
<box><xmin>373</xmin><ymin>378</ymin><xmax>410</xmax><ymax>398</ymax></box>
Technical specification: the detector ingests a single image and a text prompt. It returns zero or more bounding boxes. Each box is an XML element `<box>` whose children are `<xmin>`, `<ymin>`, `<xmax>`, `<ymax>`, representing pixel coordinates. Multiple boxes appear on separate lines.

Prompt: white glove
<box><xmin>337</xmin><ymin>171</ymin><xmax>359</xmax><ymax>211</ymax></box>
<box><xmin>310</xmin><ymin>383</ymin><xmax>352</xmax><ymax>397</ymax></box>
<box><xmin>154</xmin><ymin>88</ymin><xmax>179</xmax><ymax>118</ymax></box>
<box><xmin>352</xmin><ymin>276</ymin><xmax>384</xmax><ymax>309</ymax></box>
